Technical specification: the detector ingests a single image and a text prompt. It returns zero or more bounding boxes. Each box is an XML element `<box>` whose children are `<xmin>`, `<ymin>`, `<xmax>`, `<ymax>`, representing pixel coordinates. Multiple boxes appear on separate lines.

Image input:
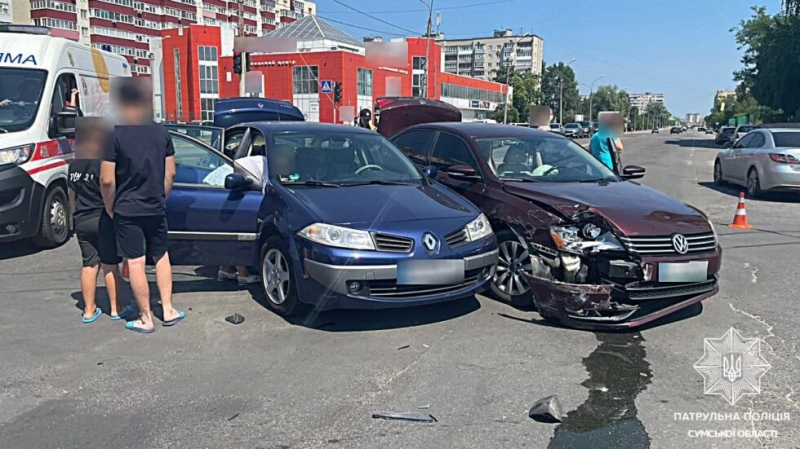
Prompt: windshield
<box><xmin>475</xmin><ymin>135</ymin><xmax>617</xmax><ymax>183</ymax></box>
<box><xmin>772</xmin><ymin>132</ymin><xmax>800</xmax><ymax>147</ymax></box>
<box><xmin>164</xmin><ymin>125</ymin><xmax>223</xmax><ymax>151</ymax></box>
<box><xmin>271</xmin><ymin>131</ymin><xmax>423</xmax><ymax>186</ymax></box>
<box><xmin>0</xmin><ymin>68</ymin><xmax>47</xmax><ymax>133</ymax></box>
<box><xmin>549</xmin><ymin>124</ymin><xmax>560</xmax><ymax>129</ymax></box>
<box><xmin>565</xmin><ymin>124</ymin><xmax>580</xmax><ymax>129</ymax></box>
<box><xmin>721</xmin><ymin>128</ymin><xmax>734</xmax><ymax>135</ymax></box>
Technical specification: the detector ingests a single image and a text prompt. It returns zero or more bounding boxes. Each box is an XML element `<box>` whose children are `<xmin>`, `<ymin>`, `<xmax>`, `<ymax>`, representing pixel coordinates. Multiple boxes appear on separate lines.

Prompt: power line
<box><xmin>322</xmin><ymin>0</ymin><xmax>515</xmax><ymax>15</ymax></box>
<box><xmin>317</xmin><ymin>16</ymin><xmax>408</xmax><ymax>37</ymax></box>
<box><xmin>328</xmin><ymin>0</ymin><xmax>424</xmax><ymax>35</ymax></box>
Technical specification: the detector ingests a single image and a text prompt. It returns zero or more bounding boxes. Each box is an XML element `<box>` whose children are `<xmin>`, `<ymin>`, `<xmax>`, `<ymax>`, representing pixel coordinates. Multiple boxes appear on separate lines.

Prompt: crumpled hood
<box><xmin>503</xmin><ymin>180</ymin><xmax>712</xmax><ymax>236</ymax></box>
<box><xmin>287</xmin><ymin>183</ymin><xmax>475</xmax><ymax>226</ymax></box>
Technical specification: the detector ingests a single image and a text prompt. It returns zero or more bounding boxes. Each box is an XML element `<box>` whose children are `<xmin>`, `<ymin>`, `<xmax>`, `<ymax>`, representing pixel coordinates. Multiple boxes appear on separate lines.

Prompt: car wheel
<box><xmin>713</xmin><ymin>160</ymin><xmax>726</xmax><ymax>186</ymax></box>
<box><xmin>33</xmin><ymin>185</ymin><xmax>71</xmax><ymax>248</ymax></box>
<box><xmin>746</xmin><ymin>168</ymin><xmax>762</xmax><ymax>199</ymax></box>
<box><xmin>260</xmin><ymin>236</ymin><xmax>305</xmax><ymax>316</ymax></box>
<box><xmin>490</xmin><ymin>230</ymin><xmax>534</xmax><ymax>307</ymax></box>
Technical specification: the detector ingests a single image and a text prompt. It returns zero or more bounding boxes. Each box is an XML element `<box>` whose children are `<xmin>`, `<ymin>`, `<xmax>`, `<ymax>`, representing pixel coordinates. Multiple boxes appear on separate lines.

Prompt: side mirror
<box><xmin>422</xmin><ymin>165</ymin><xmax>438</xmax><ymax>178</ymax></box>
<box><xmin>52</xmin><ymin>109</ymin><xmax>78</xmax><ymax>137</ymax></box>
<box><xmin>621</xmin><ymin>165</ymin><xmax>646</xmax><ymax>180</ymax></box>
<box><xmin>724</xmin><ymin>141</ymin><xmax>733</xmax><ymax>148</ymax></box>
<box><xmin>446</xmin><ymin>165</ymin><xmax>480</xmax><ymax>181</ymax></box>
<box><xmin>224</xmin><ymin>173</ymin><xmax>249</xmax><ymax>190</ymax></box>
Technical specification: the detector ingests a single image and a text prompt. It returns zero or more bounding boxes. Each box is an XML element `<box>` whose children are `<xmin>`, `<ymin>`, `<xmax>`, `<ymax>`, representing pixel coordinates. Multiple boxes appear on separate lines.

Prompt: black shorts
<box><xmin>113</xmin><ymin>214</ymin><xmax>169</xmax><ymax>260</ymax></box>
<box><xmin>75</xmin><ymin>213</ymin><xmax>121</xmax><ymax>267</ymax></box>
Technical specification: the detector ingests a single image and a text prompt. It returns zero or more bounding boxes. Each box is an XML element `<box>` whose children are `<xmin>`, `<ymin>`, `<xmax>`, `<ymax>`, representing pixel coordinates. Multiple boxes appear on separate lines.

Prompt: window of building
<box><xmin>199</xmin><ymin>65</ymin><xmax>219</xmax><ymax>94</ymax></box>
<box><xmin>174</xmin><ymin>48</ymin><xmax>182</xmax><ymax>119</ymax></box>
<box><xmin>292</xmin><ymin>66</ymin><xmax>318</xmax><ymax>94</ymax></box>
<box><xmin>357</xmin><ymin>68</ymin><xmax>372</xmax><ymax>96</ymax></box>
<box><xmin>201</xmin><ymin>98</ymin><xmax>216</xmax><ymax>122</ymax></box>
<box><xmin>198</xmin><ymin>46</ymin><xmax>218</xmax><ymax>62</ymax></box>
<box><xmin>412</xmin><ymin>56</ymin><xmax>426</xmax><ymax>71</ymax></box>
<box><xmin>412</xmin><ymin>74</ymin><xmax>421</xmax><ymax>98</ymax></box>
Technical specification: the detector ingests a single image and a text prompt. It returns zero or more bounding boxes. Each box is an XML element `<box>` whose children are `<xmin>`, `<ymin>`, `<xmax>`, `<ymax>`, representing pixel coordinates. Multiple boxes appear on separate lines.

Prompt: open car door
<box><xmin>165</xmin><ymin>131</ymin><xmax>262</xmax><ymax>267</ymax></box>
<box><xmin>375</xmin><ymin>97</ymin><xmax>462</xmax><ymax>138</ymax></box>
<box><xmin>164</xmin><ymin>124</ymin><xmax>225</xmax><ymax>153</ymax></box>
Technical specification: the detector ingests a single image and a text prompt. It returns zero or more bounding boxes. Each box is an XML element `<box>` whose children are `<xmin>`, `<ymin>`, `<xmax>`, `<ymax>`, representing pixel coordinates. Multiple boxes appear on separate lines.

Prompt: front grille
<box><xmin>373</xmin><ymin>233</ymin><xmax>414</xmax><ymax>253</ymax></box>
<box><xmin>445</xmin><ymin>228</ymin><xmax>469</xmax><ymax>248</ymax></box>
<box><xmin>619</xmin><ymin>232</ymin><xmax>717</xmax><ymax>256</ymax></box>
<box><xmin>366</xmin><ymin>268</ymin><xmax>485</xmax><ymax>298</ymax></box>
<box><xmin>624</xmin><ymin>278</ymin><xmax>717</xmax><ymax>301</ymax></box>
<box><xmin>0</xmin><ymin>187</ymin><xmax>22</xmax><ymax>208</ymax></box>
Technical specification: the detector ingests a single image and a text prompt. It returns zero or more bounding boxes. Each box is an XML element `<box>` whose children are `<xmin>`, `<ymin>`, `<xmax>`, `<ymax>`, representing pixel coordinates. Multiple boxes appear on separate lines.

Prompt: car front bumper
<box><xmin>524</xmin><ymin>247</ymin><xmax>722</xmax><ymax>330</ymax></box>
<box><xmin>0</xmin><ymin>164</ymin><xmax>44</xmax><ymax>243</ymax></box>
<box><xmin>298</xmin><ymin>243</ymin><xmax>499</xmax><ymax>310</ymax></box>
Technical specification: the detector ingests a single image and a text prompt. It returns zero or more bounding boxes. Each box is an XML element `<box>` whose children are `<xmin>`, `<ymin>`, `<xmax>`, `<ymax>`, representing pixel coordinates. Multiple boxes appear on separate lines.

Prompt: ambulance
<box><xmin>0</xmin><ymin>25</ymin><xmax>130</xmax><ymax>247</ymax></box>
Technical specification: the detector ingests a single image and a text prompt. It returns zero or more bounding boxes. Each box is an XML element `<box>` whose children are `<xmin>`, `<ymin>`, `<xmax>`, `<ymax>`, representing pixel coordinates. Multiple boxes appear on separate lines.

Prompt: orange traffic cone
<box><xmin>121</xmin><ymin>260</ymin><xmax>130</xmax><ymax>282</ymax></box>
<box><xmin>728</xmin><ymin>192</ymin><xmax>753</xmax><ymax>229</ymax></box>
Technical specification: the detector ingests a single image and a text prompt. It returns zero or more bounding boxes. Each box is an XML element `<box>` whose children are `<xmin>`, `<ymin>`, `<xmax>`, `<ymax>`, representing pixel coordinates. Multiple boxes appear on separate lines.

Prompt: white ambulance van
<box><xmin>0</xmin><ymin>25</ymin><xmax>130</xmax><ymax>247</ymax></box>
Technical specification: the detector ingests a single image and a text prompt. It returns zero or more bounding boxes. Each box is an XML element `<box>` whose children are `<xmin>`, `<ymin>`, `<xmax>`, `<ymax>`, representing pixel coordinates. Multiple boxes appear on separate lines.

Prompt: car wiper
<box><xmin>283</xmin><ymin>180</ymin><xmax>341</xmax><ymax>188</ymax></box>
<box><xmin>502</xmin><ymin>177</ymin><xmax>537</xmax><ymax>182</ymax></box>
<box><xmin>340</xmin><ymin>180</ymin><xmax>415</xmax><ymax>186</ymax></box>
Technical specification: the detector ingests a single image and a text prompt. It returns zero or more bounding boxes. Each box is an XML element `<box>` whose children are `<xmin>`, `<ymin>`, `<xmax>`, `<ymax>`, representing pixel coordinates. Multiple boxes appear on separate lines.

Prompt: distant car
<box><xmin>698</xmin><ymin>127</ymin><xmax>706</xmax><ymax>132</ymax></box>
<box><xmin>564</xmin><ymin>123</ymin><xmax>584</xmax><ymax>138</ymax></box>
<box><xmin>714</xmin><ymin>128</ymin><xmax>800</xmax><ymax>198</ymax></box>
<box><xmin>732</xmin><ymin>124</ymin><xmax>760</xmax><ymax>144</ymax></box>
<box><xmin>715</xmin><ymin>126</ymin><xmax>735</xmax><ymax>145</ymax></box>
<box><xmin>670</xmin><ymin>127</ymin><xmax>681</xmax><ymax>134</ymax></box>
<box><xmin>651</xmin><ymin>128</ymin><xmax>659</xmax><ymax>134</ymax></box>
<box><xmin>579</xmin><ymin>120</ymin><xmax>594</xmax><ymax>136</ymax></box>
<box><xmin>705</xmin><ymin>128</ymin><xmax>714</xmax><ymax>135</ymax></box>
<box><xmin>549</xmin><ymin>123</ymin><xmax>565</xmax><ymax>134</ymax></box>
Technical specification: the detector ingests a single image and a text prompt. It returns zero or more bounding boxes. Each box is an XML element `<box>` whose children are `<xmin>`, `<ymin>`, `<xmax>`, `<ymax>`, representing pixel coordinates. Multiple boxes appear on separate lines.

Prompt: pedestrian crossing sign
<box><xmin>321</xmin><ymin>80</ymin><xmax>333</xmax><ymax>93</ymax></box>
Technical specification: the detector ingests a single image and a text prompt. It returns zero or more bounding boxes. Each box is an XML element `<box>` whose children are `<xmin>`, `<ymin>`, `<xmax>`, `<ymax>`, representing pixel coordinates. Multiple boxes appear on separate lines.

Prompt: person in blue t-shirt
<box><xmin>590</xmin><ymin>114</ymin><xmax>624</xmax><ymax>172</ymax></box>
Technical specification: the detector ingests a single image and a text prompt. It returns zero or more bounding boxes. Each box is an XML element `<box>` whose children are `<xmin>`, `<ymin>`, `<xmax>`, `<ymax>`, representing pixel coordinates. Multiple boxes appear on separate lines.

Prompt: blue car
<box><xmin>165</xmin><ymin>123</ymin><xmax>498</xmax><ymax>316</ymax></box>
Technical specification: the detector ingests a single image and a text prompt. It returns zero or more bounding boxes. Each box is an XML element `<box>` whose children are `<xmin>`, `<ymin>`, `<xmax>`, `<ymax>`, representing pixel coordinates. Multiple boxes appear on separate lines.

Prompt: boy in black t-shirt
<box><xmin>69</xmin><ymin>119</ymin><xmax>131</xmax><ymax>323</ymax></box>
<box><xmin>101</xmin><ymin>82</ymin><xmax>183</xmax><ymax>334</ymax></box>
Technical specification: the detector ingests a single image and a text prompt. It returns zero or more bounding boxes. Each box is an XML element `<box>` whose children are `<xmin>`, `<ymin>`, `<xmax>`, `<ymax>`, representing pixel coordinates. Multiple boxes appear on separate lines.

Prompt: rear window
<box><xmin>721</xmin><ymin>128</ymin><xmax>734</xmax><ymax>135</ymax></box>
<box><xmin>772</xmin><ymin>132</ymin><xmax>800</xmax><ymax>148</ymax></box>
<box><xmin>739</xmin><ymin>126</ymin><xmax>758</xmax><ymax>133</ymax></box>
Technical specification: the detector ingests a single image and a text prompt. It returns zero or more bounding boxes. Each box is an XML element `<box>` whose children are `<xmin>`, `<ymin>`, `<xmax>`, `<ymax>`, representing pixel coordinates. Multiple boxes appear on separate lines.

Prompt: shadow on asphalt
<box><xmin>0</xmin><ymin>239</ymin><xmax>47</xmax><ymax>261</ymax></box>
<box><xmin>663</xmin><ymin>138</ymin><xmax>723</xmax><ymax>150</ymax></box>
<box><xmin>698</xmin><ymin>181</ymin><xmax>800</xmax><ymax>203</ymax></box>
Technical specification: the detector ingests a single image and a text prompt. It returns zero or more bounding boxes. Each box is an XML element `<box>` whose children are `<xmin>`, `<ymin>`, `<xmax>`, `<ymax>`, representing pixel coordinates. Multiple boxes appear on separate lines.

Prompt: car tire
<box><xmin>490</xmin><ymin>230</ymin><xmax>534</xmax><ymax>308</ymax></box>
<box><xmin>746</xmin><ymin>168</ymin><xmax>762</xmax><ymax>199</ymax></box>
<box><xmin>259</xmin><ymin>236</ymin><xmax>306</xmax><ymax>317</ymax></box>
<box><xmin>713</xmin><ymin>160</ymin><xmax>726</xmax><ymax>186</ymax></box>
<box><xmin>33</xmin><ymin>185</ymin><xmax>71</xmax><ymax>248</ymax></box>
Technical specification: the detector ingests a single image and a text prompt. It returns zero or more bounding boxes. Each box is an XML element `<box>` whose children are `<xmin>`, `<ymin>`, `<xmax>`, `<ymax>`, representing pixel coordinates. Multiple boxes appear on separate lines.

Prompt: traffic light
<box><xmin>245</xmin><ymin>53</ymin><xmax>251</xmax><ymax>72</ymax></box>
<box><xmin>233</xmin><ymin>52</ymin><xmax>242</xmax><ymax>75</ymax></box>
<box><xmin>333</xmin><ymin>82</ymin><xmax>342</xmax><ymax>104</ymax></box>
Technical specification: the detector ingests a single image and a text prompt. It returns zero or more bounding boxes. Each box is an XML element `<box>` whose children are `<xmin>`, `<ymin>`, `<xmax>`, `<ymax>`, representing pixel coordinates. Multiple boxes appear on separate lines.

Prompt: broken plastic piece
<box><xmin>225</xmin><ymin>314</ymin><xmax>245</xmax><ymax>325</ymax></box>
<box><xmin>372</xmin><ymin>412</ymin><xmax>436</xmax><ymax>423</ymax></box>
<box><xmin>528</xmin><ymin>395</ymin><xmax>563</xmax><ymax>423</ymax></box>
<box><xmin>397</xmin><ymin>345</ymin><xmax>410</xmax><ymax>350</ymax></box>
<box><xmin>418</xmin><ymin>404</ymin><xmax>430</xmax><ymax>409</ymax></box>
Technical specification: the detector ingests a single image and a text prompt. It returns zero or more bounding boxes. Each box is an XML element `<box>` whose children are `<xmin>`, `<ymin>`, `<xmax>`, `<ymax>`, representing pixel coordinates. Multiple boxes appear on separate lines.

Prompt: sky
<box><xmin>315</xmin><ymin>0</ymin><xmax>784</xmax><ymax>118</ymax></box>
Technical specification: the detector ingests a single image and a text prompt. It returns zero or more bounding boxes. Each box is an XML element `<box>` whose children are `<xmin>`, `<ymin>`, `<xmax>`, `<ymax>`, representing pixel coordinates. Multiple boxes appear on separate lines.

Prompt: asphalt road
<box><xmin>1</xmin><ymin>130</ymin><xmax>798</xmax><ymax>449</ymax></box>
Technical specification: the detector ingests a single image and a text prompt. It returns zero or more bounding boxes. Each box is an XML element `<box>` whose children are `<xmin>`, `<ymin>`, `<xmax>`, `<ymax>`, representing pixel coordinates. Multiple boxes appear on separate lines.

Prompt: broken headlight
<box><xmin>550</xmin><ymin>225</ymin><xmax>625</xmax><ymax>254</ymax></box>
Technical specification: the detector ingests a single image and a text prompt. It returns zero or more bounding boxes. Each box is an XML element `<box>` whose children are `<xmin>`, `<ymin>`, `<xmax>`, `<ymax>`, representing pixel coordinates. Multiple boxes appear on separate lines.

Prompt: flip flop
<box><xmin>109</xmin><ymin>305</ymin><xmax>135</xmax><ymax>321</ymax></box>
<box><xmin>125</xmin><ymin>321</ymin><xmax>155</xmax><ymax>334</ymax></box>
<box><xmin>81</xmin><ymin>307</ymin><xmax>103</xmax><ymax>324</ymax></box>
<box><xmin>162</xmin><ymin>310</ymin><xmax>186</xmax><ymax>327</ymax></box>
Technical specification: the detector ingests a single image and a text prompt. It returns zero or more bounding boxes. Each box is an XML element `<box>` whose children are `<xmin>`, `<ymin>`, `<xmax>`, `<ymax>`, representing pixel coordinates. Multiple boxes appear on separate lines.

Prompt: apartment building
<box><xmin>10</xmin><ymin>0</ymin><xmax>315</xmax><ymax>75</ymax></box>
<box><xmin>629</xmin><ymin>92</ymin><xmax>665</xmax><ymax>112</ymax></box>
<box><xmin>0</xmin><ymin>0</ymin><xmax>12</xmax><ymax>23</ymax></box>
<box><xmin>438</xmin><ymin>28</ymin><xmax>543</xmax><ymax>81</ymax></box>
<box><xmin>714</xmin><ymin>90</ymin><xmax>736</xmax><ymax>112</ymax></box>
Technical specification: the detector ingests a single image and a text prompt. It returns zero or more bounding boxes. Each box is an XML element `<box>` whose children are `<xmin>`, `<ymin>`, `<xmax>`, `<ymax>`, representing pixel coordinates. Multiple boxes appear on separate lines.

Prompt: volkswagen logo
<box><xmin>672</xmin><ymin>234</ymin><xmax>689</xmax><ymax>254</ymax></box>
<box><xmin>422</xmin><ymin>232</ymin><xmax>439</xmax><ymax>252</ymax></box>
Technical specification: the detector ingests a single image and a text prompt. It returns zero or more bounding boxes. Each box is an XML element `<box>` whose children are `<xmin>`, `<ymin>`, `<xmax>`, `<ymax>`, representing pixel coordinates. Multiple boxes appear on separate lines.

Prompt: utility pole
<box><xmin>503</xmin><ymin>54</ymin><xmax>511</xmax><ymax>124</ymax></box>
<box><xmin>558</xmin><ymin>58</ymin><xmax>577</xmax><ymax>125</ymax></box>
<box><xmin>420</xmin><ymin>0</ymin><xmax>434</xmax><ymax>98</ymax></box>
<box><xmin>237</xmin><ymin>0</ymin><xmax>247</xmax><ymax>97</ymax></box>
<box><xmin>588</xmin><ymin>74</ymin><xmax>604</xmax><ymax>123</ymax></box>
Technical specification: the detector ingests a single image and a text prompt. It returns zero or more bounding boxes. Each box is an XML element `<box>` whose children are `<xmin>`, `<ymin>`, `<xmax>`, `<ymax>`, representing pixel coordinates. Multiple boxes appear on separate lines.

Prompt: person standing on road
<box><xmin>69</xmin><ymin>118</ymin><xmax>132</xmax><ymax>323</ymax></box>
<box><xmin>100</xmin><ymin>82</ymin><xmax>183</xmax><ymax>334</ymax></box>
<box><xmin>590</xmin><ymin>113</ymin><xmax>624</xmax><ymax>173</ymax></box>
<box><xmin>356</xmin><ymin>108</ymin><xmax>377</xmax><ymax>131</ymax></box>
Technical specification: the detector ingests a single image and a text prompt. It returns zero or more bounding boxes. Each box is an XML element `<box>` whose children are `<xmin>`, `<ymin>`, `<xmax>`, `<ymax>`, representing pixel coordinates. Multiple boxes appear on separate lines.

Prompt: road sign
<box><xmin>321</xmin><ymin>80</ymin><xmax>334</xmax><ymax>93</ymax></box>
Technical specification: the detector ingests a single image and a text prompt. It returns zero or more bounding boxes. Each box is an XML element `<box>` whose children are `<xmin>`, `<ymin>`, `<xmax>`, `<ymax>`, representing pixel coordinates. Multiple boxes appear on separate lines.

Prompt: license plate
<box><xmin>397</xmin><ymin>259</ymin><xmax>465</xmax><ymax>285</ymax></box>
<box><xmin>658</xmin><ymin>261</ymin><xmax>709</xmax><ymax>283</ymax></box>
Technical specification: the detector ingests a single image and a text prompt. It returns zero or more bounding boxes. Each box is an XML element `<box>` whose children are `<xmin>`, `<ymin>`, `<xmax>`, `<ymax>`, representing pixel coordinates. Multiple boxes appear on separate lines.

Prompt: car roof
<box><xmin>405</xmin><ymin>122</ymin><xmax>558</xmax><ymax>138</ymax></box>
<box><xmin>236</xmin><ymin>122</ymin><xmax>379</xmax><ymax>136</ymax></box>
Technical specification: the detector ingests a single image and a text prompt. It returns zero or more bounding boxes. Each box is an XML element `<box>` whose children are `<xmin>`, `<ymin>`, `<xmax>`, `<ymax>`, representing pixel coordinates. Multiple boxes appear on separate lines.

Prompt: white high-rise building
<box><xmin>438</xmin><ymin>29</ymin><xmax>544</xmax><ymax>81</ymax></box>
<box><xmin>629</xmin><ymin>92</ymin><xmax>665</xmax><ymax>113</ymax></box>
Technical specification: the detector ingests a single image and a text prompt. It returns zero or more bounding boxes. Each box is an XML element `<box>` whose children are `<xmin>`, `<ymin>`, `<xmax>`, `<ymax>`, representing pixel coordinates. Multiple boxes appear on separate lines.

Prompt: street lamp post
<box><xmin>502</xmin><ymin>33</ymin><xmax>531</xmax><ymax>124</ymax></box>
<box><xmin>587</xmin><ymin>74</ymin><xmax>604</xmax><ymax>123</ymax></box>
<box><xmin>559</xmin><ymin>57</ymin><xmax>577</xmax><ymax>126</ymax></box>
<box><xmin>419</xmin><ymin>0</ymin><xmax>434</xmax><ymax>98</ymax></box>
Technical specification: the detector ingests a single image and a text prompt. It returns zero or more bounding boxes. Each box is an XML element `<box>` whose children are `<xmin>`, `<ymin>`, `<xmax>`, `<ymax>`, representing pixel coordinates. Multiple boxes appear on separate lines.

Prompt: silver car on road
<box><xmin>714</xmin><ymin>128</ymin><xmax>800</xmax><ymax>197</ymax></box>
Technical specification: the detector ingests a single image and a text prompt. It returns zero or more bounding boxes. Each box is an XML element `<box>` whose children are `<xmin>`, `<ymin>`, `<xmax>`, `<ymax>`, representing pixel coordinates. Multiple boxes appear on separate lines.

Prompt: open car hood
<box><xmin>503</xmin><ymin>180</ymin><xmax>712</xmax><ymax>236</ymax></box>
<box><xmin>375</xmin><ymin>97</ymin><xmax>462</xmax><ymax>138</ymax></box>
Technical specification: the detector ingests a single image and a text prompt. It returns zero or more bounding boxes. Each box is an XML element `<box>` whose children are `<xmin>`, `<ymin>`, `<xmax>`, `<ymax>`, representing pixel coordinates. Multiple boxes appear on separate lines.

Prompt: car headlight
<box><xmin>0</xmin><ymin>143</ymin><xmax>35</xmax><ymax>166</ymax></box>
<box><xmin>464</xmin><ymin>213</ymin><xmax>493</xmax><ymax>242</ymax></box>
<box><xmin>550</xmin><ymin>225</ymin><xmax>625</xmax><ymax>253</ymax></box>
<box><xmin>298</xmin><ymin>223</ymin><xmax>375</xmax><ymax>250</ymax></box>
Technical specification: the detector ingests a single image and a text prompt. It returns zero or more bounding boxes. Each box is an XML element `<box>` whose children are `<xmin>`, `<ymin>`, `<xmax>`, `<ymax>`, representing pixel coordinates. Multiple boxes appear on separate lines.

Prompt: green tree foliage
<box><xmin>540</xmin><ymin>62</ymin><xmax>580</xmax><ymax>123</ymax></box>
<box><xmin>492</xmin><ymin>65</ymin><xmax>544</xmax><ymax>123</ymax></box>
<box><xmin>492</xmin><ymin>103</ymin><xmax>519</xmax><ymax>123</ymax></box>
<box><xmin>584</xmin><ymin>85</ymin><xmax>631</xmax><ymax>121</ymax></box>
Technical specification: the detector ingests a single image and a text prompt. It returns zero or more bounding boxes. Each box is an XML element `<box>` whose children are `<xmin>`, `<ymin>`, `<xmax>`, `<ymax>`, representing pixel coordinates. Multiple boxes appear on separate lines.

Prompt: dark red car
<box><xmin>389</xmin><ymin>122</ymin><xmax>722</xmax><ymax>330</ymax></box>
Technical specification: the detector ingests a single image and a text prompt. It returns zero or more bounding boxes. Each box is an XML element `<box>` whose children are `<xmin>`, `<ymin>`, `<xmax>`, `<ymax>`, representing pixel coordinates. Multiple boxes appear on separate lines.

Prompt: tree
<box><xmin>541</xmin><ymin>62</ymin><xmax>580</xmax><ymax>123</ymax></box>
<box><xmin>492</xmin><ymin>103</ymin><xmax>518</xmax><ymax>123</ymax></box>
<box><xmin>492</xmin><ymin>66</ymin><xmax>543</xmax><ymax>123</ymax></box>
<box><xmin>587</xmin><ymin>84</ymin><xmax>630</xmax><ymax>121</ymax></box>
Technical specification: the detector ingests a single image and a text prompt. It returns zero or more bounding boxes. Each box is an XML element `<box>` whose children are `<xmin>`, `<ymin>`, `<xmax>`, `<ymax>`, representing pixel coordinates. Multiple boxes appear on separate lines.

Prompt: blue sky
<box><xmin>316</xmin><ymin>0</ymin><xmax>784</xmax><ymax>117</ymax></box>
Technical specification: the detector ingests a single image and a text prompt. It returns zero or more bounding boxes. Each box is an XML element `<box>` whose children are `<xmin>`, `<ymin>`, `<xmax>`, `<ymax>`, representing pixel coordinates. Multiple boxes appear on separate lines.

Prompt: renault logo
<box><xmin>422</xmin><ymin>232</ymin><xmax>439</xmax><ymax>252</ymax></box>
<box><xmin>672</xmin><ymin>234</ymin><xmax>689</xmax><ymax>254</ymax></box>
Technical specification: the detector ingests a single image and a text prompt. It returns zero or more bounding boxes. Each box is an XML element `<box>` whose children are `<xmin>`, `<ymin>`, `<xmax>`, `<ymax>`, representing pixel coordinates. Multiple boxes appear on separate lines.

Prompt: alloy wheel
<box><xmin>493</xmin><ymin>240</ymin><xmax>533</xmax><ymax>296</ymax></box>
<box><xmin>262</xmin><ymin>248</ymin><xmax>290</xmax><ymax>305</ymax></box>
